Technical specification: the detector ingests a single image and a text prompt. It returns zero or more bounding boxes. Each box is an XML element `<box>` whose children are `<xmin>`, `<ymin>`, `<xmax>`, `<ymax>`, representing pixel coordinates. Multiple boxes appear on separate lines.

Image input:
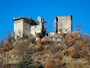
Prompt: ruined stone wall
<box><xmin>48</xmin><ymin>32</ymin><xmax>55</xmax><ymax>37</ymax></box>
<box><xmin>54</xmin><ymin>16</ymin><xmax>72</xmax><ymax>34</ymax></box>
<box><xmin>31</xmin><ymin>16</ymin><xmax>44</xmax><ymax>37</ymax></box>
<box><xmin>37</xmin><ymin>16</ymin><xmax>44</xmax><ymax>24</ymax></box>
<box><xmin>31</xmin><ymin>25</ymin><xmax>42</xmax><ymax>37</ymax></box>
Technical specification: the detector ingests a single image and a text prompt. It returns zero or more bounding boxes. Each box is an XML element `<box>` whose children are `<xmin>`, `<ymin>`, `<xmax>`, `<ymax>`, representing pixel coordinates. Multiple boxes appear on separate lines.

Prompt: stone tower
<box><xmin>13</xmin><ymin>16</ymin><xmax>46</xmax><ymax>39</ymax></box>
<box><xmin>54</xmin><ymin>16</ymin><xmax>72</xmax><ymax>34</ymax></box>
<box><xmin>13</xmin><ymin>17</ymin><xmax>36</xmax><ymax>39</ymax></box>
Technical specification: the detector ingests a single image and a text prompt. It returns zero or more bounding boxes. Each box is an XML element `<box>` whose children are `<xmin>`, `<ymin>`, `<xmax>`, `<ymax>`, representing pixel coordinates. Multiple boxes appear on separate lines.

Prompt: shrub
<box><xmin>71</xmin><ymin>51</ymin><xmax>81</xmax><ymax>59</ymax></box>
<box><xmin>19</xmin><ymin>51</ymin><xmax>33</xmax><ymax>68</ymax></box>
<box><xmin>31</xmin><ymin>37</ymin><xmax>36</xmax><ymax>44</ymax></box>
<box><xmin>36</xmin><ymin>33</ymin><xmax>42</xmax><ymax>38</ymax></box>
<box><xmin>50</xmin><ymin>46</ymin><xmax>59</xmax><ymax>54</ymax></box>
<box><xmin>55</xmin><ymin>54</ymin><xmax>63</xmax><ymax>60</ymax></box>
<box><xmin>3</xmin><ymin>42</ymin><xmax>12</xmax><ymax>51</ymax></box>
<box><xmin>20</xmin><ymin>52</ymin><xmax>44</xmax><ymax>68</ymax></box>
<box><xmin>44</xmin><ymin>58</ymin><xmax>55</xmax><ymax>68</ymax></box>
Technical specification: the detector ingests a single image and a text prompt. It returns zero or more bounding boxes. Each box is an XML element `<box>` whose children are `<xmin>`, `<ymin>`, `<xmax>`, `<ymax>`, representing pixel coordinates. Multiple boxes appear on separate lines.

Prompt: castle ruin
<box><xmin>54</xmin><ymin>16</ymin><xmax>72</xmax><ymax>34</ymax></box>
<box><xmin>13</xmin><ymin>15</ymin><xmax>72</xmax><ymax>39</ymax></box>
<box><xmin>13</xmin><ymin>16</ymin><xmax>46</xmax><ymax>39</ymax></box>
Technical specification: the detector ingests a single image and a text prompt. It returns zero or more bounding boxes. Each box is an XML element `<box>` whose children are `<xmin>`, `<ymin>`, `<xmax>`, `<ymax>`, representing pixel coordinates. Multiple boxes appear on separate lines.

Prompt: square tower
<box><xmin>13</xmin><ymin>17</ymin><xmax>36</xmax><ymax>39</ymax></box>
<box><xmin>54</xmin><ymin>16</ymin><xmax>72</xmax><ymax>34</ymax></box>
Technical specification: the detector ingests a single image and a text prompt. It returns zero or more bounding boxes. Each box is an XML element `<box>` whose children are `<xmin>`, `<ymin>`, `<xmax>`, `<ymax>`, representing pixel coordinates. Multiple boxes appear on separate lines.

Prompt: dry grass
<box><xmin>0</xmin><ymin>31</ymin><xmax>90</xmax><ymax>68</ymax></box>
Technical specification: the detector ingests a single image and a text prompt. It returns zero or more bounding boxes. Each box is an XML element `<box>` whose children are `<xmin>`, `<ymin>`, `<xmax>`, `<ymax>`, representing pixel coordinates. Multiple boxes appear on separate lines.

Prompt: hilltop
<box><xmin>0</xmin><ymin>31</ymin><xmax>90</xmax><ymax>68</ymax></box>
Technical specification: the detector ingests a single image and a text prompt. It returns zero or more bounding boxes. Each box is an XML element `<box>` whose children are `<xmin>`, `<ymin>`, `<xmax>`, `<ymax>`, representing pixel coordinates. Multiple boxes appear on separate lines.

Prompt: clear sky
<box><xmin>0</xmin><ymin>0</ymin><xmax>90</xmax><ymax>41</ymax></box>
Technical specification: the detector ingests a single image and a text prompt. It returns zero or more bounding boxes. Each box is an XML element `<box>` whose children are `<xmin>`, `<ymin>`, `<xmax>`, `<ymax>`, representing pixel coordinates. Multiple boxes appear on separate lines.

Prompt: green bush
<box><xmin>36</xmin><ymin>33</ymin><xmax>42</xmax><ymax>38</ymax></box>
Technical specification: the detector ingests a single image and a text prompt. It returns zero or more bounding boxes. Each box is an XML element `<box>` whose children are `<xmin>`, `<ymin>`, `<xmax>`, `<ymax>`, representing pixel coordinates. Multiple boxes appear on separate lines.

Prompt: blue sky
<box><xmin>0</xmin><ymin>0</ymin><xmax>90</xmax><ymax>41</ymax></box>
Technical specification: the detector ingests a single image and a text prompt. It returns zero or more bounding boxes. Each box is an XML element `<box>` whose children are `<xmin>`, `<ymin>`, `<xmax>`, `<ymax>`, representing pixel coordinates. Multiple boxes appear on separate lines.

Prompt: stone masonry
<box><xmin>13</xmin><ymin>16</ymin><xmax>46</xmax><ymax>39</ymax></box>
<box><xmin>54</xmin><ymin>16</ymin><xmax>72</xmax><ymax>34</ymax></box>
<box><xmin>13</xmin><ymin>15</ymin><xmax>72</xmax><ymax>39</ymax></box>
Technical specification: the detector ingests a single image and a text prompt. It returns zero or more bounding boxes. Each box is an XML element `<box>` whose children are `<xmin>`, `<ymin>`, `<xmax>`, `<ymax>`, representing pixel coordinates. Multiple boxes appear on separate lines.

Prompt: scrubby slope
<box><xmin>0</xmin><ymin>32</ymin><xmax>90</xmax><ymax>68</ymax></box>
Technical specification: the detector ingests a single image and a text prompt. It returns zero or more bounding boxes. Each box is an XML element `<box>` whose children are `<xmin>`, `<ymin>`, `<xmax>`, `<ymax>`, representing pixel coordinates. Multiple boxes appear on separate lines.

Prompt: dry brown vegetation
<box><xmin>0</xmin><ymin>31</ymin><xmax>90</xmax><ymax>68</ymax></box>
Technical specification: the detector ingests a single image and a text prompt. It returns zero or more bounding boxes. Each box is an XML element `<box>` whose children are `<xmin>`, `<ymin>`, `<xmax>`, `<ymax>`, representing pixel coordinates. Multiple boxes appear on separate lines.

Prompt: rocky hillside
<box><xmin>0</xmin><ymin>32</ymin><xmax>90</xmax><ymax>68</ymax></box>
